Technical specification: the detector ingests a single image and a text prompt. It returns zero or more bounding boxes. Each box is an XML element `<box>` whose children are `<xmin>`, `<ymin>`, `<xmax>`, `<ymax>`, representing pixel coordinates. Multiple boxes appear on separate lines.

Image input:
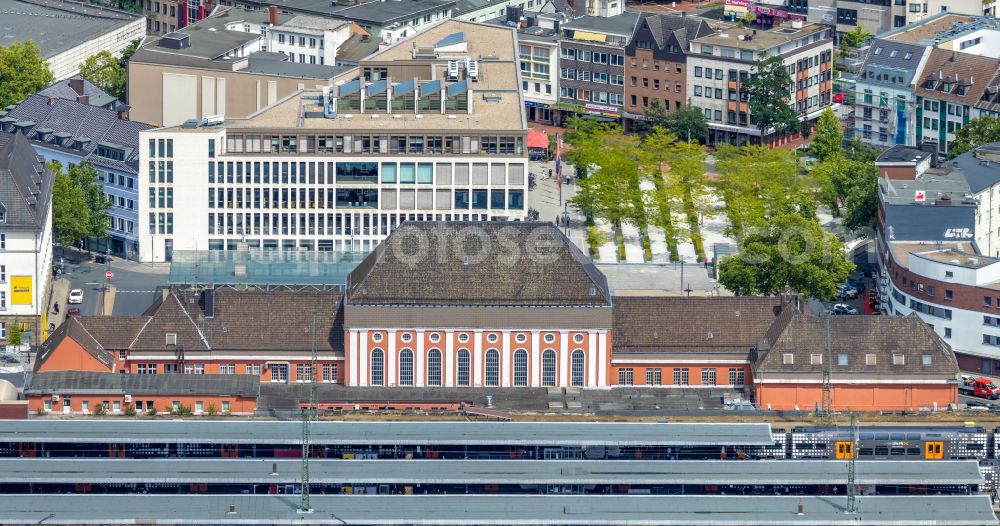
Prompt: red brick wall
<box><xmin>28</xmin><ymin>394</ymin><xmax>257</xmax><ymax>415</ymax></box>
<box><xmin>608</xmin><ymin>362</ymin><xmax>751</xmax><ymax>387</ymax></box>
<box><xmin>36</xmin><ymin>338</ymin><xmax>114</xmax><ymax>373</ymax></box>
<box><xmin>755</xmin><ymin>383</ymin><xmax>956</xmax><ymax>411</ymax></box>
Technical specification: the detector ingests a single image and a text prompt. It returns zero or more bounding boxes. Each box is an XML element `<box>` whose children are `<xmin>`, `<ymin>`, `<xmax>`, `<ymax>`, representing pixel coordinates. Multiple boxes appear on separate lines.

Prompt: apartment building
<box><xmin>137</xmin><ymin>20</ymin><xmax>528</xmax><ymax>262</ymax></box>
<box><xmin>556</xmin><ymin>12</ymin><xmax>638</xmax><ymax>123</ymax></box>
<box><xmin>128</xmin><ymin>7</ymin><xmax>356</xmax><ymax>127</ymax></box>
<box><xmin>686</xmin><ymin>21</ymin><xmax>833</xmax><ymax>146</ymax></box>
<box><xmin>0</xmin><ymin>134</ymin><xmax>54</xmax><ymax>348</ymax></box>
<box><xmin>267</xmin><ymin>15</ymin><xmax>354</xmax><ymax>66</ymax></box>
<box><xmin>2</xmin><ymin>89</ymin><xmax>152</xmax><ymax>260</ymax></box>
<box><xmin>486</xmin><ymin>9</ymin><xmax>563</xmax><ymax>125</ymax></box>
<box><xmin>623</xmin><ymin>13</ymin><xmax>714</xmax><ymax>130</ymax></box>
<box><xmin>852</xmin><ymin>39</ymin><xmax>930</xmax><ymax>147</ymax></box>
<box><xmin>914</xmin><ymin>48</ymin><xmax>1000</xmax><ymax>156</ymax></box>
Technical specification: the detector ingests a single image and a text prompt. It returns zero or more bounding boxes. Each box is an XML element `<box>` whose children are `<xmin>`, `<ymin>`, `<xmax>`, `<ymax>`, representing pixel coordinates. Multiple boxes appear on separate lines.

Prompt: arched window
<box><xmin>398</xmin><ymin>348</ymin><xmax>414</xmax><ymax>386</ymax></box>
<box><xmin>513</xmin><ymin>349</ymin><xmax>528</xmax><ymax>386</ymax></box>
<box><xmin>427</xmin><ymin>349</ymin><xmax>442</xmax><ymax>386</ymax></box>
<box><xmin>370</xmin><ymin>349</ymin><xmax>384</xmax><ymax>386</ymax></box>
<box><xmin>571</xmin><ymin>349</ymin><xmax>585</xmax><ymax>387</ymax></box>
<box><xmin>541</xmin><ymin>349</ymin><xmax>557</xmax><ymax>387</ymax></box>
<box><xmin>457</xmin><ymin>349</ymin><xmax>471</xmax><ymax>386</ymax></box>
<box><xmin>485</xmin><ymin>349</ymin><xmax>500</xmax><ymax>386</ymax></box>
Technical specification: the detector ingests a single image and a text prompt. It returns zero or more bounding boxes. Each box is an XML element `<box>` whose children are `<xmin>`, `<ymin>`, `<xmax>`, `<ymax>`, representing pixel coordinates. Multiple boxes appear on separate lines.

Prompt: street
<box><xmin>55</xmin><ymin>247</ymin><xmax>168</xmax><ymax>317</ymax></box>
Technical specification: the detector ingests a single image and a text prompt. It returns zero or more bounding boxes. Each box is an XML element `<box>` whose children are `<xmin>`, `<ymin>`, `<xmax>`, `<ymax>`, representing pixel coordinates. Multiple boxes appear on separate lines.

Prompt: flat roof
<box><xmin>882</xmin><ymin>13</ymin><xmax>993</xmax><ymax>45</ymax></box>
<box><xmin>878</xmin><ymin>168</ymin><xmax>973</xmax><ymax>206</ymax></box>
<box><xmin>0</xmin><ymin>421</ymin><xmax>776</xmax><ymax>446</ymax></box>
<box><xmin>691</xmin><ymin>23</ymin><xmax>828</xmax><ymax>52</ymax></box>
<box><xmin>169</xmin><ymin>249</ymin><xmax>366</xmax><ymax>286</ymax></box>
<box><xmin>330</xmin><ymin>0</ymin><xmax>454</xmax><ymax>24</ymax></box>
<box><xmin>889</xmin><ymin>241</ymin><xmax>976</xmax><ymax>268</ymax></box>
<box><xmin>366</xmin><ymin>19</ymin><xmax>517</xmax><ymax>62</ymax></box>
<box><xmin>0</xmin><ymin>494</ymin><xmax>994</xmax><ymax>525</ymax></box>
<box><xmin>598</xmin><ymin>263</ymin><xmax>728</xmax><ymax>296</ymax></box>
<box><xmin>0</xmin><ymin>0</ymin><xmax>140</xmax><ymax>58</ymax></box>
<box><xmin>0</xmin><ymin>459</ymin><xmax>982</xmax><ymax>486</ymax></box>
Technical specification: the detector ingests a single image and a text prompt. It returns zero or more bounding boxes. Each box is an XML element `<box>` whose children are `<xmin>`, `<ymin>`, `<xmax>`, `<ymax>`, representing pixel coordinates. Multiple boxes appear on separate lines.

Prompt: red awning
<box><xmin>527</xmin><ymin>129</ymin><xmax>548</xmax><ymax>149</ymax></box>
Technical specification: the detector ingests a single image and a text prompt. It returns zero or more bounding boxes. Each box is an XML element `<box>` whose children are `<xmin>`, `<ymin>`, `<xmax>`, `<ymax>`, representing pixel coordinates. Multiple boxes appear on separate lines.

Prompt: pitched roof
<box><xmin>4</xmin><ymin>94</ymin><xmax>151</xmax><ymax>175</ymax></box>
<box><xmin>0</xmin><ymin>132</ymin><xmax>53</xmax><ymax>231</ymax></box>
<box><xmin>858</xmin><ymin>39</ymin><xmax>928</xmax><ymax>88</ymax></box>
<box><xmin>753</xmin><ymin>313</ymin><xmax>959</xmax><ymax>376</ymax></box>
<box><xmin>915</xmin><ymin>48</ymin><xmax>1000</xmax><ymax>106</ymax></box>
<box><xmin>612</xmin><ymin>296</ymin><xmax>791</xmax><ymax>354</ymax></box>
<box><xmin>630</xmin><ymin>13</ymin><xmax>713</xmax><ymax>53</ymax></box>
<box><xmin>36</xmin><ymin>75</ymin><xmax>115</xmax><ymax>105</ymax></box>
<box><xmin>0</xmin><ymin>0</ymin><xmax>141</xmax><ymax>59</ymax></box>
<box><xmin>346</xmin><ymin>222</ymin><xmax>612</xmax><ymax>307</ymax></box>
<box><xmin>26</xmin><ymin>371</ymin><xmax>261</xmax><ymax>397</ymax></box>
<box><xmin>34</xmin><ymin>317</ymin><xmax>116</xmax><ymax>372</ymax></box>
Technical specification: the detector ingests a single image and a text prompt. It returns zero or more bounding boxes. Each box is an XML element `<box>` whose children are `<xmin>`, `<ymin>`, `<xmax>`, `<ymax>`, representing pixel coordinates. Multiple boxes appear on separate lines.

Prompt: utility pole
<box><xmin>299</xmin><ymin>313</ymin><xmax>318</xmax><ymax>513</ymax></box>
<box><xmin>846</xmin><ymin>413</ymin><xmax>859</xmax><ymax>515</ymax></box>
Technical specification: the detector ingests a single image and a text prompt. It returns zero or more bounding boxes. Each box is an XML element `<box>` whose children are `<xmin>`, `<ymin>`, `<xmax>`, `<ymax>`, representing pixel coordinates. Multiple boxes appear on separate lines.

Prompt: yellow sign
<box><xmin>10</xmin><ymin>276</ymin><xmax>32</xmax><ymax>305</ymax></box>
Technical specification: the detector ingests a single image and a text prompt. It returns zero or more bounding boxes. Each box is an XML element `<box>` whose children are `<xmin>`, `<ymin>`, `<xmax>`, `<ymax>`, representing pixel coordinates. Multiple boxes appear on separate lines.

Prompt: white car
<box><xmin>68</xmin><ymin>289</ymin><xmax>83</xmax><ymax>305</ymax></box>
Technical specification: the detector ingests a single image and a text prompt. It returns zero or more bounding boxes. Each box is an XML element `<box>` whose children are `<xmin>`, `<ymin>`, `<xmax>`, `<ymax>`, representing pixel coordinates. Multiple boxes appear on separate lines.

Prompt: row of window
<box><xmin>147</xmin><ymin>138</ymin><xmax>174</xmax><ymax>159</ymax></box>
<box><xmin>921</xmin><ymin>116</ymin><xmax>963</xmax><ymax>134</ymax></box>
<box><xmin>781</xmin><ymin>351</ymin><xmax>932</xmax><ymax>366</ymax></box>
<box><xmin>558</xmin><ymin>88</ymin><xmax>624</xmax><ymax>106</ymax></box>
<box><xmin>629</xmin><ymin>59</ymin><xmax>682</xmax><ymax>73</ymax></box>
<box><xmin>44</xmin><ymin>398</ymin><xmax>232</xmax><ymax>414</ymax></box>
<box><xmin>559</xmin><ymin>69</ymin><xmax>624</xmax><ymax>85</ymax></box>
<box><xmin>208</xmin><ymin>160</ymin><xmax>524</xmax><ymax>187</ymax></box>
<box><xmin>617</xmin><ymin>367</ymin><xmax>746</xmax><ymax>386</ymax></box>
<box><xmin>631</xmin><ymin>77</ymin><xmax>681</xmax><ymax>93</ymax></box>
<box><xmin>148</xmin><ymin>212</ymin><xmax>173</xmax><ymax>235</ymax></box>
<box><xmin>275</xmin><ymin>33</ymin><xmax>322</xmax><ymax>49</ymax></box>
<box><xmin>370</xmin><ymin>349</ymin><xmax>585</xmax><ymax>387</ymax></box>
<box><xmin>218</xmin><ymin>134</ymin><xmax>524</xmax><ymax>156</ymax></box>
<box><xmin>559</xmin><ymin>48</ymin><xmax>625</xmax><ymax>66</ymax></box>
<box><xmin>147</xmin><ymin>161</ymin><xmax>174</xmax><ymax>184</ymax></box>
<box><xmin>148</xmin><ymin>188</ymin><xmax>173</xmax><ymax>209</ymax></box>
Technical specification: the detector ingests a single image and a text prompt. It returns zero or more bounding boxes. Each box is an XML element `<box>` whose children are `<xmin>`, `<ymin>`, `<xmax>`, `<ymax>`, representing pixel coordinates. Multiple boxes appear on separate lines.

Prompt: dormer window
<box><xmin>0</xmin><ymin>203</ymin><xmax>6</xmax><ymax>223</ymax></box>
<box><xmin>165</xmin><ymin>333</ymin><xmax>177</xmax><ymax>346</ymax></box>
<box><xmin>956</xmin><ymin>85</ymin><xmax>968</xmax><ymax>96</ymax></box>
<box><xmin>924</xmin><ymin>78</ymin><xmax>936</xmax><ymax>89</ymax></box>
<box><xmin>942</xmin><ymin>82</ymin><xmax>952</xmax><ymax>92</ymax></box>
<box><xmin>904</xmin><ymin>52</ymin><xmax>912</xmax><ymax>60</ymax></box>
<box><xmin>96</xmin><ymin>143</ymin><xmax>127</xmax><ymax>161</ymax></box>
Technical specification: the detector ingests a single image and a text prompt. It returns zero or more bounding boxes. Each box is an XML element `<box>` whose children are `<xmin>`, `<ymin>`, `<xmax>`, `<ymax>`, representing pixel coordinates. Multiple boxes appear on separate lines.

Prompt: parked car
<box><xmin>832</xmin><ymin>304</ymin><xmax>858</xmax><ymax>315</ymax></box>
<box><xmin>67</xmin><ymin>307</ymin><xmax>81</xmax><ymax>317</ymax></box>
<box><xmin>846</xmin><ymin>278</ymin><xmax>866</xmax><ymax>293</ymax></box>
<box><xmin>838</xmin><ymin>286</ymin><xmax>859</xmax><ymax>300</ymax></box>
<box><xmin>68</xmin><ymin>289</ymin><xmax>83</xmax><ymax>304</ymax></box>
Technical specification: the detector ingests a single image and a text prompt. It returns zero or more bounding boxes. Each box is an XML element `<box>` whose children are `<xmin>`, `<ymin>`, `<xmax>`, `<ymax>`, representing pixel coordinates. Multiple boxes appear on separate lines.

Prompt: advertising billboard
<box><xmin>10</xmin><ymin>276</ymin><xmax>31</xmax><ymax>305</ymax></box>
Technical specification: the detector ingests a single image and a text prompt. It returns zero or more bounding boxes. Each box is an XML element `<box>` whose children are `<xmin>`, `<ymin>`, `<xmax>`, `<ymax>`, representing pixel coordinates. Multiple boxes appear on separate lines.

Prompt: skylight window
<box><xmin>904</xmin><ymin>52</ymin><xmax>912</xmax><ymax>60</ymax></box>
<box><xmin>874</xmin><ymin>46</ymin><xmax>883</xmax><ymax>55</ymax></box>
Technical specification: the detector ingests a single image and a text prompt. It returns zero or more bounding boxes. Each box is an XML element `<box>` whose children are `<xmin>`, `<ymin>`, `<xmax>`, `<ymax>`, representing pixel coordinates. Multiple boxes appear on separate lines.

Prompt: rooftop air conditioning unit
<box><xmin>447</xmin><ymin>60</ymin><xmax>460</xmax><ymax>81</ymax></box>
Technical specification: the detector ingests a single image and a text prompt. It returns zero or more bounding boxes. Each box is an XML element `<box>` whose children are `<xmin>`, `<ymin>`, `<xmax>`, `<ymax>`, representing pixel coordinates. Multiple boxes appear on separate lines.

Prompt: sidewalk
<box><xmin>56</xmin><ymin>245</ymin><xmax>170</xmax><ymax>275</ymax></box>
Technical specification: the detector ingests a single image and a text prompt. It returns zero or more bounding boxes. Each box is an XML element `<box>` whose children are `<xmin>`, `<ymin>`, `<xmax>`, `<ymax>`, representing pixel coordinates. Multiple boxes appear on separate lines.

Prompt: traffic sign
<box><xmin>106</xmin><ymin>271</ymin><xmax>114</xmax><ymax>280</ymax></box>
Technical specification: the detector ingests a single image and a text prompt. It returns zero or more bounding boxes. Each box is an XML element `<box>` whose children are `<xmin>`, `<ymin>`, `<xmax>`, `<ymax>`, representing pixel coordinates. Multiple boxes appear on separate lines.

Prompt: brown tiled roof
<box><xmin>612</xmin><ymin>296</ymin><xmax>792</xmax><ymax>354</ymax></box>
<box><xmin>347</xmin><ymin>222</ymin><xmax>612</xmax><ymax>306</ymax></box>
<box><xmin>130</xmin><ymin>293</ymin><xmax>210</xmax><ymax>352</ymax></box>
<box><xmin>915</xmin><ymin>48</ymin><xmax>1000</xmax><ymax>107</ymax></box>
<box><xmin>75</xmin><ymin>316</ymin><xmax>151</xmax><ymax>350</ymax></box>
<box><xmin>754</xmin><ymin>313</ymin><xmax>959</xmax><ymax>376</ymax></box>
<box><xmin>34</xmin><ymin>318</ymin><xmax>115</xmax><ymax>372</ymax></box>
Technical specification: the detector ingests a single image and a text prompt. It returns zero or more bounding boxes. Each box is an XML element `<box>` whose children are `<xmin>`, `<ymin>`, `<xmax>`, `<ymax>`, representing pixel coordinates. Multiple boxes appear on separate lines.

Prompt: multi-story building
<box><xmin>623</xmin><ymin>13</ymin><xmax>714</xmax><ymax>131</ymax></box>
<box><xmin>137</xmin><ymin>19</ymin><xmax>529</xmax><ymax>262</ymax></box>
<box><xmin>0</xmin><ymin>133</ymin><xmax>54</xmax><ymax>348</ymax></box>
<box><xmin>267</xmin><ymin>15</ymin><xmax>353</xmax><ymax>66</ymax></box>
<box><xmin>852</xmin><ymin>38</ymin><xmax>929</xmax><ymax>147</ymax></box>
<box><xmin>0</xmin><ymin>0</ymin><xmax>145</xmax><ymax>80</ymax></box>
<box><xmin>2</xmin><ymin>85</ymin><xmax>152</xmax><ymax>260</ymax></box>
<box><xmin>128</xmin><ymin>7</ymin><xmax>357</xmax><ymax>127</ymax></box>
<box><xmin>687</xmin><ymin>21</ymin><xmax>834</xmax><ymax>146</ymax></box>
<box><xmin>556</xmin><ymin>12</ymin><xmax>637</xmax><ymax>124</ymax></box>
<box><xmin>914</xmin><ymin>48</ymin><xmax>1000</xmax><ymax>156</ymax></box>
<box><xmin>487</xmin><ymin>9</ymin><xmax>562</xmax><ymax>125</ymax></box>
<box><xmin>874</xmin><ymin>143</ymin><xmax>1000</xmax><ymax>372</ymax></box>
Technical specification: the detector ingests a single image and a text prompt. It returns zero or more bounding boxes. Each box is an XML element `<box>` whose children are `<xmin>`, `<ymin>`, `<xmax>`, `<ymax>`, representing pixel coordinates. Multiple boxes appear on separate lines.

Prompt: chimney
<box><xmin>118</xmin><ymin>111</ymin><xmax>128</xmax><ymax>120</ymax></box>
<box><xmin>919</xmin><ymin>141</ymin><xmax>938</xmax><ymax>168</ymax></box>
<box><xmin>77</xmin><ymin>95</ymin><xmax>90</xmax><ymax>105</ymax></box>
<box><xmin>268</xmin><ymin>5</ymin><xmax>277</xmax><ymax>25</ymax></box>
<box><xmin>69</xmin><ymin>77</ymin><xmax>85</xmax><ymax>96</ymax></box>
<box><xmin>228</xmin><ymin>505</ymin><xmax>236</xmax><ymax>514</ymax></box>
<box><xmin>796</xmin><ymin>500</ymin><xmax>804</xmax><ymax>515</ymax></box>
<box><xmin>47</xmin><ymin>97</ymin><xmax>55</xmax><ymax>106</ymax></box>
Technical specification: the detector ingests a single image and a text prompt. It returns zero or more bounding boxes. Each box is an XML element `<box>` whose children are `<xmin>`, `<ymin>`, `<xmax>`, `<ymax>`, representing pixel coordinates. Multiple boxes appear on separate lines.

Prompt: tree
<box><xmin>0</xmin><ymin>41</ymin><xmax>55</xmax><ymax>108</ymax></box>
<box><xmin>49</xmin><ymin>161</ymin><xmax>110</xmax><ymax>245</ymax></box>
<box><xmin>715</xmin><ymin>144</ymin><xmax>804</xmax><ymax>234</ymax></box>
<box><xmin>119</xmin><ymin>38</ymin><xmax>142</xmax><ymax>69</ymax></box>
<box><xmin>51</xmin><ymin>172</ymin><xmax>90</xmax><ymax>247</ymax></box>
<box><xmin>663</xmin><ymin>104</ymin><xmax>709</xmax><ymax>144</ymax></box>
<box><xmin>841</xmin><ymin>24</ymin><xmax>871</xmax><ymax>50</ymax></box>
<box><xmin>79</xmin><ymin>51</ymin><xmax>128</xmax><ymax>102</ymax></box>
<box><xmin>6</xmin><ymin>319</ymin><xmax>23</xmax><ymax>348</ymax></box>
<box><xmin>811</xmin><ymin>107</ymin><xmax>843</xmax><ymax>161</ymax></box>
<box><xmin>746</xmin><ymin>53</ymin><xmax>798</xmax><ymax>144</ymax></box>
<box><xmin>948</xmin><ymin>114</ymin><xmax>1000</xmax><ymax>159</ymax></box>
<box><xmin>718</xmin><ymin>213</ymin><xmax>854</xmax><ymax>298</ymax></box>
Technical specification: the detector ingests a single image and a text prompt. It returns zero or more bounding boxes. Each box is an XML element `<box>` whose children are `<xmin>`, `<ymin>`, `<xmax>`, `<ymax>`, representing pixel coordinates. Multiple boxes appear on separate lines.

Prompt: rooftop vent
<box><xmin>159</xmin><ymin>32</ymin><xmax>191</xmax><ymax>50</ymax></box>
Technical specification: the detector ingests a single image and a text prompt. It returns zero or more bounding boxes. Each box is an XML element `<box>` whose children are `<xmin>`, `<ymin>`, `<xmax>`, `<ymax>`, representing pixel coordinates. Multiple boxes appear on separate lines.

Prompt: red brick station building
<box><xmin>29</xmin><ymin>223</ymin><xmax>960</xmax><ymax>414</ymax></box>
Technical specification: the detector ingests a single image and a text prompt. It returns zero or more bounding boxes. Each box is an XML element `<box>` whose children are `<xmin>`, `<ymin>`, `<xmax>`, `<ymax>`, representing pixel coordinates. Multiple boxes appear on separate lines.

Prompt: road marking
<box><xmin>116</xmin><ymin>290</ymin><xmax>157</xmax><ymax>293</ymax></box>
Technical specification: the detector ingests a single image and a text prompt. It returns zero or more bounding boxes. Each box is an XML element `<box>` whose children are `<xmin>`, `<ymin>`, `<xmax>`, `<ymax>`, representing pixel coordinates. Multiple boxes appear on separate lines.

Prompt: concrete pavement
<box><xmin>527</xmin><ymin>159</ymin><xmax>589</xmax><ymax>253</ymax></box>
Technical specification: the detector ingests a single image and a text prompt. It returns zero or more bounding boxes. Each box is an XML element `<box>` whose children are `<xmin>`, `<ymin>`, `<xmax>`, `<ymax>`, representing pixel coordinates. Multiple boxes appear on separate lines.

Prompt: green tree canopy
<box><xmin>841</xmin><ymin>24</ymin><xmax>872</xmax><ymax>50</ymax></box>
<box><xmin>79</xmin><ymin>50</ymin><xmax>128</xmax><ymax>102</ymax></box>
<box><xmin>119</xmin><ymin>38</ymin><xmax>141</xmax><ymax>68</ymax></box>
<box><xmin>746</xmin><ymin>53</ymin><xmax>798</xmax><ymax>143</ymax></box>
<box><xmin>51</xmin><ymin>172</ymin><xmax>90</xmax><ymax>247</ymax></box>
<box><xmin>948</xmin><ymin>114</ymin><xmax>1000</xmax><ymax>159</ymax></box>
<box><xmin>718</xmin><ymin>212</ymin><xmax>854</xmax><ymax>298</ymax></box>
<box><xmin>49</xmin><ymin>161</ymin><xmax>111</xmax><ymax>242</ymax></box>
<box><xmin>0</xmin><ymin>41</ymin><xmax>55</xmax><ymax>108</ymax></box>
<box><xmin>811</xmin><ymin>108</ymin><xmax>842</xmax><ymax>161</ymax></box>
<box><xmin>639</xmin><ymin>100</ymin><xmax>708</xmax><ymax>143</ymax></box>
<box><xmin>715</xmin><ymin>144</ymin><xmax>804</xmax><ymax>234</ymax></box>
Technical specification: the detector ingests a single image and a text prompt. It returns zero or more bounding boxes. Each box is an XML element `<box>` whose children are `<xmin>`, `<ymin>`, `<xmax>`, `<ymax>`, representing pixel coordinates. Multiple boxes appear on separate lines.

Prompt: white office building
<box><xmin>138</xmin><ymin>20</ymin><xmax>528</xmax><ymax>262</ymax></box>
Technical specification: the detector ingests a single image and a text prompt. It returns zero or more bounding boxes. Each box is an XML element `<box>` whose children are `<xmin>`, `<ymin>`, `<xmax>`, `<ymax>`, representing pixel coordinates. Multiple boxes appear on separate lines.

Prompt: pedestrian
<box><xmin>54</xmin><ymin>302</ymin><xmax>59</xmax><ymax>314</ymax></box>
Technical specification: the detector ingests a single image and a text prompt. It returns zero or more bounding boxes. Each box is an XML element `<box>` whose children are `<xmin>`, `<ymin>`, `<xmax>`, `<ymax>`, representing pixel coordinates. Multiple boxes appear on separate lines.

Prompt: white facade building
<box><xmin>0</xmin><ymin>134</ymin><xmax>54</xmax><ymax>347</ymax></box>
<box><xmin>267</xmin><ymin>16</ymin><xmax>352</xmax><ymax>66</ymax></box>
<box><xmin>138</xmin><ymin>20</ymin><xmax>529</xmax><ymax>263</ymax></box>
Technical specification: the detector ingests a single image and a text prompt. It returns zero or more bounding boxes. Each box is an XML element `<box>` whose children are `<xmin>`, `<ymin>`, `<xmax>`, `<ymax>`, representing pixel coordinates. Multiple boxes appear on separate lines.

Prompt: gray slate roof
<box><xmin>563</xmin><ymin>12</ymin><xmax>640</xmax><ymax>38</ymax></box>
<box><xmin>0</xmin><ymin>494</ymin><xmax>992</xmax><ymax>525</ymax></box>
<box><xmin>26</xmin><ymin>371</ymin><xmax>261</xmax><ymax>397</ymax></box>
<box><xmin>0</xmin><ymin>0</ymin><xmax>140</xmax><ymax>58</ymax></box>
<box><xmin>4</xmin><ymin>94</ymin><xmax>151</xmax><ymax>175</ymax></box>
<box><xmin>243</xmin><ymin>52</ymin><xmax>354</xmax><ymax>79</ymax></box>
<box><xmin>36</xmin><ymin>76</ymin><xmax>115</xmax><ymax>106</ymax></box>
<box><xmin>0</xmin><ymin>132</ymin><xmax>53</xmax><ymax>231</ymax></box>
<box><xmin>346</xmin><ymin>222</ymin><xmax>612</xmax><ymax>306</ymax></box>
<box><xmin>858</xmin><ymin>39</ymin><xmax>928</xmax><ymax>88</ymax></box>
<box><xmin>953</xmin><ymin>143</ymin><xmax>1000</xmax><ymax>193</ymax></box>
<box><xmin>630</xmin><ymin>12</ymin><xmax>713</xmax><ymax>53</ymax></box>
<box><xmin>330</xmin><ymin>0</ymin><xmax>455</xmax><ymax>24</ymax></box>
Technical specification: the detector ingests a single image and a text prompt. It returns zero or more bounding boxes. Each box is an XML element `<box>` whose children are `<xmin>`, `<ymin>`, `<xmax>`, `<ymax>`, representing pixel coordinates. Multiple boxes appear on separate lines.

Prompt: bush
<box><xmin>124</xmin><ymin>405</ymin><xmax>136</xmax><ymax>416</ymax></box>
<box><xmin>207</xmin><ymin>403</ymin><xmax>217</xmax><ymax>416</ymax></box>
<box><xmin>585</xmin><ymin>225</ymin><xmax>608</xmax><ymax>258</ymax></box>
<box><xmin>170</xmin><ymin>404</ymin><xmax>193</xmax><ymax>417</ymax></box>
<box><xmin>35</xmin><ymin>408</ymin><xmax>46</xmax><ymax>416</ymax></box>
<box><xmin>94</xmin><ymin>404</ymin><xmax>107</xmax><ymax>416</ymax></box>
<box><xmin>146</xmin><ymin>404</ymin><xmax>157</xmax><ymax>416</ymax></box>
